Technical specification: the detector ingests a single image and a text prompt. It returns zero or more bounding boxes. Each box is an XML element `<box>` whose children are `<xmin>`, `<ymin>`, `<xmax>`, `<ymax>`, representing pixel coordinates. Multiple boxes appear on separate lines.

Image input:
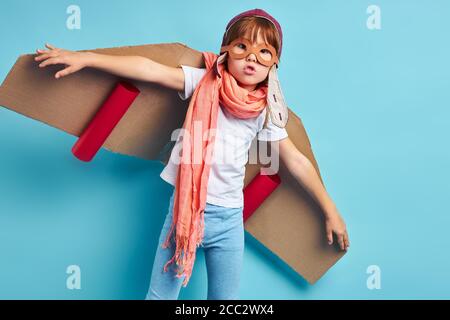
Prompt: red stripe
<box><xmin>72</xmin><ymin>81</ymin><xmax>140</xmax><ymax>162</ymax></box>
<box><xmin>243</xmin><ymin>171</ymin><xmax>281</xmax><ymax>222</ymax></box>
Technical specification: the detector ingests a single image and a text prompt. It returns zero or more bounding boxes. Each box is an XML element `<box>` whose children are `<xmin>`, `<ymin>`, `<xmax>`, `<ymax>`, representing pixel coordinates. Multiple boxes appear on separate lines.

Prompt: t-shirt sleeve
<box><xmin>177</xmin><ymin>65</ymin><xmax>208</xmax><ymax>100</ymax></box>
<box><xmin>257</xmin><ymin>110</ymin><xmax>289</xmax><ymax>141</ymax></box>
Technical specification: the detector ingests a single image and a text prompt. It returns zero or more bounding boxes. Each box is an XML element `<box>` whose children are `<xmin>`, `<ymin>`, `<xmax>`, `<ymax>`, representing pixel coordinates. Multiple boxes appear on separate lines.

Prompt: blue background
<box><xmin>0</xmin><ymin>0</ymin><xmax>449</xmax><ymax>299</ymax></box>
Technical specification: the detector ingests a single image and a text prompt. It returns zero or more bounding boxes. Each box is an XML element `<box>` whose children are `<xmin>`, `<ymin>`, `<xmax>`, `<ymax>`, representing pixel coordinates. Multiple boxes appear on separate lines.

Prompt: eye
<box><xmin>237</xmin><ymin>43</ymin><xmax>246</xmax><ymax>49</ymax></box>
<box><xmin>261</xmin><ymin>49</ymin><xmax>270</xmax><ymax>54</ymax></box>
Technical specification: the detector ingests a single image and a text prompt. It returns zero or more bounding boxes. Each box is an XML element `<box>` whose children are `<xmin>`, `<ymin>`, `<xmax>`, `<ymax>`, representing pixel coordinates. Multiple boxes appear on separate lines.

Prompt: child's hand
<box><xmin>34</xmin><ymin>43</ymin><xmax>89</xmax><ymax>79</ymax></box>
<box><xmin>324</xmin><ymin>205</ymin><xmax>350</xmax><ymax>251</ymax></box>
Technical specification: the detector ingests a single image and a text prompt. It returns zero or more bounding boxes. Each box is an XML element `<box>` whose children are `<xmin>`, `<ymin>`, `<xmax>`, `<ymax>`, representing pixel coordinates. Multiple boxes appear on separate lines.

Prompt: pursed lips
<box><xmin>243</xmin><ymin>64</ymin><xmax>257</xmax><ymax>74</ymax></box>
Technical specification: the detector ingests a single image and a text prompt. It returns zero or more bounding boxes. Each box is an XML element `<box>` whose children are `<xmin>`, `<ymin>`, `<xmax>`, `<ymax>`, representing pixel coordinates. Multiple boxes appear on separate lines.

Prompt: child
<box><xmin>35</xmin><ymin>8</ymin><xmax>350</xmax><ymax>300</ymax></box>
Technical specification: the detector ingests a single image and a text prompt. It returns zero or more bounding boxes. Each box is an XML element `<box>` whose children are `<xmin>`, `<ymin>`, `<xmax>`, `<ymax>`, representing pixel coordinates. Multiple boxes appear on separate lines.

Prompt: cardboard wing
<box><xmin>0</xmin><ymin>42</ymin><xmax>345</xmax><ymax>284</ymax></box>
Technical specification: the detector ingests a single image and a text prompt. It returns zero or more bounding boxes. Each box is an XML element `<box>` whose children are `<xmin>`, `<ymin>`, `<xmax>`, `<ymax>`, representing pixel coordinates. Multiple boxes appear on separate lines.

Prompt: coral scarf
<box><xmin>162</xmin><ymin>51</ymin><xmax>268</xmax><ymax>287</ymax></box>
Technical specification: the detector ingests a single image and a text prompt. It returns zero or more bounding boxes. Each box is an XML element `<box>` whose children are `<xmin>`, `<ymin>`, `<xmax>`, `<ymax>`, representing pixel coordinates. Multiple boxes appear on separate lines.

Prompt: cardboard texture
<box><xmin>0</xmin><ymin>42</ymin><xmax>345</xmax><ymax>284</ymax></box>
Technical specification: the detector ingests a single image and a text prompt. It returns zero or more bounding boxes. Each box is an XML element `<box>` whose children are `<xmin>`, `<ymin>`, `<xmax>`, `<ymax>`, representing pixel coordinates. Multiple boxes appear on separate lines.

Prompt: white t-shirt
<box><xmin>159</xmin><ymin>65</ymin><xmax>288</xmax><ymax>208</ymax></box>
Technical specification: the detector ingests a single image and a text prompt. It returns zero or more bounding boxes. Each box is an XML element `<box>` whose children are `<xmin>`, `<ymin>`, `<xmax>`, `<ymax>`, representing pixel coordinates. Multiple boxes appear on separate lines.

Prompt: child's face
<box><xmin>226</xmin><ymin>29</ymin><xmax>272</xmax><ymax>92</ymax></box>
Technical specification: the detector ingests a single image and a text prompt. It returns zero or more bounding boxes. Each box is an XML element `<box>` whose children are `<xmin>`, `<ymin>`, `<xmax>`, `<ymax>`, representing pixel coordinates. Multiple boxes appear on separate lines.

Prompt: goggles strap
<box><xmin>267</xmin><ymin>64</ymin><xmax>289</xmax><ymax>128</ymax></box>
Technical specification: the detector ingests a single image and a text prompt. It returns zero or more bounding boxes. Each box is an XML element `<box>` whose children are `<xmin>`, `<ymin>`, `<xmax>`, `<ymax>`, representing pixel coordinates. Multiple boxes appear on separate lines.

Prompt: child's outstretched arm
<box><xmin>34</xmin><ymin>43</ymin><xmax>184</xmax><ymax>91</ymax></box>
<box><xmin>276</xmin><ymin>137</ymin><xmax>350</xmax><ymax>251</ymax></box>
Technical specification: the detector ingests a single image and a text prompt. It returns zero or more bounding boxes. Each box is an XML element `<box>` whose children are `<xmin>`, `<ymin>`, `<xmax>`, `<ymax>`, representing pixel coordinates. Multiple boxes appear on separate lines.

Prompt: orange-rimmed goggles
<box><xmin>220</xmin><ymin>37</ymin><xmax>279</xmax><ymax>68</ymax></box>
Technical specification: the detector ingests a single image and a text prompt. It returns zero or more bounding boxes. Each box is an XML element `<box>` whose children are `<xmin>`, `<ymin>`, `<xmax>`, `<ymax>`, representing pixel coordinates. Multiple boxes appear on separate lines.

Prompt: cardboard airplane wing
<box><xmin>0</xmin><ymin>42</ymin><xmax>345</xmax><ymax>284</ymax></box>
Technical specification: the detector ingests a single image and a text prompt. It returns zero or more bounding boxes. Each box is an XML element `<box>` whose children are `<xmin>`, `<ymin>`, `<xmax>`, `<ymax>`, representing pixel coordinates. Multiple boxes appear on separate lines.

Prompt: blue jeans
<box><xmin>145</xmin><ymin>188</ymin><xmax>245</xmax><ymax>300</ymax></box>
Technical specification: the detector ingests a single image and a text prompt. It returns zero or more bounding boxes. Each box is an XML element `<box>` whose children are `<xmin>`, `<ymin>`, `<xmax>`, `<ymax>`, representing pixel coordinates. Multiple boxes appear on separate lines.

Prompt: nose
<box><xmin>246</xmin><ymin>53</ymin><xmax>257</xmax><ymax>62</ymax></box>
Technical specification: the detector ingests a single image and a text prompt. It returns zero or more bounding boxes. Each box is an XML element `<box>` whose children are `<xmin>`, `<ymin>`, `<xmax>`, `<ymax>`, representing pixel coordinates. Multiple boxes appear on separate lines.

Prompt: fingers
<box><xmin>35</xmin><ymin>43</ymin><xmax>58</xmax><ymax>61</ymax></box>
<box><xmin>338</xmin><ymin>233</ymin><xmax>345</xmax><ymax>251</ymax></box>
<box><xmin>337</xmin><ymin>231</ymin><xmax>350</xmax><ymax>251</ymax></box>
<box><xmin>55</xmin><ymin>66</ymin><xmax>75</xmax><ymax>79</ymax></box>
<box><xmin>36</xmin><ymin>48</ymin><xmax>49</xmax><ymax>54</ymax></box>
<box><xmin>344</xmin><ymin>231</ymin><xmax>350</xmax><ymax>250</ymax></box>
<box><xmin>45</xmin><ymin>43</ymin><xmax>57</xmax><ymax>50</ymax></box>
<box><xmin>329</xmin><ymin>228</ymin><xmax>349</xmax><ymax>251</ymax></box>
<box><xmin>35</xmin><ymin>43</ymin><xmax>74</xmax><ymax>79</ymax></box>
<box><xmin>35</xmin><ymin>53</ymin><xmax>51</xmax><ymax>62</ymax></box>
<box><xmin>326</xmin><ymin>225</ymin><xmax>333</xmax><ymax>245</ymax></box>
<box><xmin>35</xmin><ymin>43</ymin><xmax>57</xmax><ymax>56</ymax></box>
<box><xmin>38</xmin><ymin>57</ymin><xmax>63</xmax><ymax>68</ymax></box>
